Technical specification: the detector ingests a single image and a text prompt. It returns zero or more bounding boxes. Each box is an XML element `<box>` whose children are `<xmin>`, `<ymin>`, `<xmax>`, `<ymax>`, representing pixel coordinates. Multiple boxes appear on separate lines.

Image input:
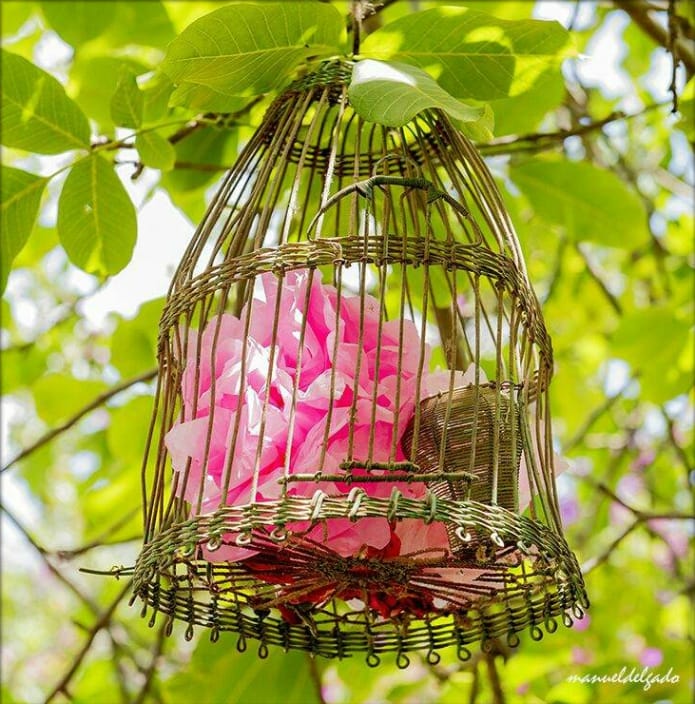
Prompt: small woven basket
<box><xmin>402</xmin><ymin>383</ymin><xmax>522</xmax><ymax>557</ymax></box>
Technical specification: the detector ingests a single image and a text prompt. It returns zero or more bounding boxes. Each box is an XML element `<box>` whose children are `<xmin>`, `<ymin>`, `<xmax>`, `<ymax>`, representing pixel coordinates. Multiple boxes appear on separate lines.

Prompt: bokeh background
<box><xmin>2</xmin><ymin>1</ymin><xmax>693</xmax><ymax>703</ymax></box>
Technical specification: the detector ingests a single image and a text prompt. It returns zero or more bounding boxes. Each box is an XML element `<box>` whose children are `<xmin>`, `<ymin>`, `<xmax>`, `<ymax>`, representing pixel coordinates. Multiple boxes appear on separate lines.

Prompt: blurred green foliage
<box><xmin>1</xmin><ymin>2</ymin><xmax>692</xmax><ymax>703</ymax></box>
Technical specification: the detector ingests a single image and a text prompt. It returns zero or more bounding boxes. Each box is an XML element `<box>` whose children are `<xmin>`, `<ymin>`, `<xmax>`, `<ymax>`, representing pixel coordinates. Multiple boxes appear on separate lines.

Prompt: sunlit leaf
<box><xmin>39</xmin><ymin>1</ymin><xmax>116</xmax><ymax>46</ymax></box>
<box><xmin>110</xmin><ymin>67</ymin><xmax>143</xmax><ymax>129</ymax></box>
<box><xmin>57</xmin><ymin>155</ymin><xmax>137</xmax><ymax>276</ymax></box>
<box><xmin>510</xmin><ymin>158</ymin><xmax>648</xmax><ymax>247</ymax></box>
<box><xmin>70</xmin><ymin>55</ymin><xmax>148</xmax><ymax>128</ymax></box>
<box><xmin>1</xmin><ymin>49</ymin><xmax>91</xmax><ymax>153</ymax></box>
<box><xmin>163</xmin><ymin>125</ymin><xmax>235</xmax><ymax>192</ymax></box>
<box><xmin>611</xmin><ymin>306</ymin><xmax>691</xmax><ymax>404</ymax></box>
<box><xmin>33</xmin><ymin>373</ymin><xmax>107</xmax><ymax>424</ymax></box>
<box><xmin>1</xmin><ymin>166</ymin><xmax>48</xmax><ymax>292</ymax></box>
<box><xmin>110</xmin><ymin>298</ymin><xmax>164</xmax><ymax>378</ymax></box>
<box><xmin>164</xmin><ymin>641</ymin><xmax>321</xmax><ymax>704</ymax></box>
<box><xmin>136</xmin><ymin>131</ymin><xmax>176</xmax><ymax>171</ymax></box>
<box><xmin>161</xmin><ymin>2</ymin><xmax>344</xmax><ymax>106</ymax></box>
<box><xmin>360</xmin><ymin>6</ymin><xmax>572</xmax><ymax>100</ymax></box>
<box><xmin>349</xmin><ymin>59</ymin><xmax>484</xmax><ymax>127</ymax></box>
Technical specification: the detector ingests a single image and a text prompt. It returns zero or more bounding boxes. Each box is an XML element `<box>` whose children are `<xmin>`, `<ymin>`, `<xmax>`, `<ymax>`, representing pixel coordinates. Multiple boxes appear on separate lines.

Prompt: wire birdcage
<box><xmin>129</xmin><ymin>61</ymin><xmax>588</xmax><ymax>664</ymax></box>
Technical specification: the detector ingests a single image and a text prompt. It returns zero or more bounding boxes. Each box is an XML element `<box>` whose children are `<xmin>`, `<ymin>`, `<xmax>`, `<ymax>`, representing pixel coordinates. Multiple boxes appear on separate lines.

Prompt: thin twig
<box><xmin>2</xmin><ymin>502</ymin><xmax>99</xmax><ymax>613</ymax></box>
<box><xmin>613</xmin><ymin>0</ymin><xmax>695</xmax><ymax>78</ymax></box>
<box><xmin>478</xmin><ymin>104</ymin><xmax>665</xmax><ymax>156</ymax></box>
<box><xmin>132</xmin><ymin>624</ymin><xmax>167</xmax><ymax>704</ymax></box>
<box><xmin>1</xmin><ymin>369</ymin><xmax>157</xmax><ymax>473</ymax></box>
<box><xmin>563</xmin><ymin>377</ymin><xmax>634</xmax><ymax>452</ymax></box>
<box><xmin>484</xmin><ymin>655</ymin><xmax>506</xmax><ymax>704</ymax></box>
<box><xmin>575</xmin><ymin>243</ymin><xmax>623</xmax><ymax>315</ymax></box>
<box><xmin>43</xmin><ymin>580</ymin><xmax>133</xmax><ymax>704</ymax></box>
<box><xmin>307</xmin><ymin>655</ymin><xmax>326</xmax><ymax>704</ymax></box>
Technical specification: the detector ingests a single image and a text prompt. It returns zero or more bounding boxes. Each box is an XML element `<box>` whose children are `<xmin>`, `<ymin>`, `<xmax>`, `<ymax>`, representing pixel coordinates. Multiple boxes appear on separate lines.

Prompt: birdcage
<box><xmin>128</xmin><ymin>60</ymin><xmax>588</xmax><ymax>664</ymax></box>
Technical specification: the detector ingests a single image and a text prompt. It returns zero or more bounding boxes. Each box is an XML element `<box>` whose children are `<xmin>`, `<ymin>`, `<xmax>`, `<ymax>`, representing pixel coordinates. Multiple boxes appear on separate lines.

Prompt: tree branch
<box><xmin>613</xmin><ymin>0</ymin><xmax>695</xmax><ymax>79</ymax></box>
<box><xmin>1</xmin><ymin>369</ymin><xmax>157</xmax><ymax>473</ymax></box>
<box><xmin>484</xmin><ymin>655</ymin><xmax>506</xmax><ymax>704</ymax></box>
<box><xmin>43</xmin><ymin>580</ymin><xmax>133</xmax><ymax>704</ymax></box>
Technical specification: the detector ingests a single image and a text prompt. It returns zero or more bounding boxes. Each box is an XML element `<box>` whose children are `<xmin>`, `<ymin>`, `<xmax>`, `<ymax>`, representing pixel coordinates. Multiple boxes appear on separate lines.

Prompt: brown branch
<box><xmin>484</xmin><ymin>655</ymin><xmax>506</xmax><ymax>704</ymax></box>
<box><xmin>2</xmin><ymin>502</ymin><xmax>100</xmax><ymax>613</ymax></box>
<box><xmin>477</xmin><ymin>103</ymin><xmax>665</xmax><ymax>156</ymax></box>
<box><xmin>1</xmin><ymin>368</ymin><xmax>157</xmax><ymax>473</ymax></box>
<box><xmin>53</xmin><ymin>508</ymin><xmax>141</xmax><ymax>560</ymax></box>
<box><xmin>613</xmin><ymin>0</ymin><xmax>695</xmax><ymax>79</ymax></box>
<box><xmin>582</xmin><ymin>519</ymin><xmax>641</xmax><ymax>574</ymax></box>
<box><xmin>575</xmin><ymin>243</ymin><xmax>623</xmax><ymax>315</ymax></box>
<box><xmin>43</xmin><ymin>580</ymin><xmax>133</xmax><ymax>704</ymax></box>
<box><xmin>307</xmin><ymin>655</ymin><xmax>326</xmax><ymax>704</ymax></box>
<box><xmin>563</xmin><ymin>377</ymin><xmax>634</xmax><ymax>452</ymax></box>
<box><xmin>132</xmin><ymin>624</ymin><xmax>167</xmax><ymax>704</ymax></box>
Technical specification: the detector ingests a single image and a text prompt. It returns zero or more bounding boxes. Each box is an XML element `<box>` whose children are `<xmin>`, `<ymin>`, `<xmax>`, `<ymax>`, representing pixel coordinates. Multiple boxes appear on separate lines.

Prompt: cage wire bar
<box><xmin>126</xmin><ymin>61</ymin><xmax>588</xmax><ymax>663</ymax></box>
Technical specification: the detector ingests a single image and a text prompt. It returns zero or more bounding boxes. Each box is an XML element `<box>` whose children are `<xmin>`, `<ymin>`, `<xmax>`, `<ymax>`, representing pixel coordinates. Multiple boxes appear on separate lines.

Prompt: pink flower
<box><xmin>165</xmin><ymin>269</ymin><xmax>429</xmax><ymax>559</ymax></box>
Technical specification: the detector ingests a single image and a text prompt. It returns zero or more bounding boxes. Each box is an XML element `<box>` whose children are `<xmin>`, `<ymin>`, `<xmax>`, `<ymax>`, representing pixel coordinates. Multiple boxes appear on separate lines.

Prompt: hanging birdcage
<box><xmin>128</xmin><ymin>60</ymin><xmax>588</xmax><ymax>664</ymax></box>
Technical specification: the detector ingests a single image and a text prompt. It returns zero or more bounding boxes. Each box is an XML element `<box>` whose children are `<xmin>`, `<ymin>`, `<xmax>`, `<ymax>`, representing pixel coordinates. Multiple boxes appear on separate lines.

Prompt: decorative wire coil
<box><xmin>122</xmin><ymin>59</ymin><xmax>588</xmax><ymax>662</ymax></box>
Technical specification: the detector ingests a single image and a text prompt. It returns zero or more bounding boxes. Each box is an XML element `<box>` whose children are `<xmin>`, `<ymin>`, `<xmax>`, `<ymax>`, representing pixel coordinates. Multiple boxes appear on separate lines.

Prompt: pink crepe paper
<box><xmin>165</xmin><ymin>268</ymin><xmax>567</xmax><ymax>568</ymax></box>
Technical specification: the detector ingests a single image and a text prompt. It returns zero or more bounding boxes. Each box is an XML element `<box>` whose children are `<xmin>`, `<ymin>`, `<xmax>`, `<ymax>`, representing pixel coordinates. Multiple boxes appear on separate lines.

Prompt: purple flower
<box><xmin>639</xmin><ymin>647</ymin><xmax>663</xmax><ymax>668</ymax></box>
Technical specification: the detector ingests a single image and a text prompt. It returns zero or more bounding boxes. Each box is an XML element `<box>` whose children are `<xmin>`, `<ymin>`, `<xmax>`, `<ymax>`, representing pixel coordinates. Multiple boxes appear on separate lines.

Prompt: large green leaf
<box><xmin>163</xmin><ymin>125</ymin><xmax>235</xmax><ymax>192</ymax></box>
<box><xmin>611</xmin><ymin>307</ymin><xmax>692</xmax><ymax>404</ymax></box>
<box><xmin>2</xmin><ymin>1</ymin><xmax>36</xmax><ymax>36</ymax></box>
<box><xmin>1</xmin><ymin>50</ymin><xmax>91</xmax><ymax>154</ymax></box>
<box><xmin>39</xmin><ymin>1</ymin><xmax>116</xmax><ymax>46</ymax></box>
<box><xmin>33</xmin><ymin>374</ymin><xmax>107</xmax><ymax>424</ymax></box>
<box><xmin>510</xmin><ymin>159</ymin><xmax>648</xmax><ymax>247</ymax></box>
<box><xmin>163</xmin><ymin>640</ymin><xmax>321</xmax><ymax>704</ymax></box>
<box><xmin>136</xmin><ymin>131</ymin><xmax>176</xmax><ymax>171</ymax></box>
<box><xmin>40</xmin><ymin>0</ymin><xmax>174</xmax><ymax>50</ymax></box>
<box><xmin>360</xmin><ymin>6</ymin><xmax>571</xmax><ymax>100</ymax></box>
<box><xmin>348</xmin><ymin>59</ymin><xmax>484</xmax><ymax>127</ymax></box>
<box><xmin>1</xmin><ymin>166</ymin><xmax>48</xmax><ymax>293</ymax></box>
<box><xmin>69</xmin><ymin>56</ymin><xmax>148</xmax><ymax>127</ymax></box>
<box><xmin>110</xmin><ymin>298</ymin><xmax>164</xmax><ymax>378</ymax></box>
<box><xmin>161</xmin><ymin>2</ymin><xmax>344</xmax><ymax>105</ymax></box>
<box><xmin>109</xmin><ymin>67</ymin><xmax>143</xmax><ymax>129</ymax></box>
<box><xmin>57</xmin><ymin>156</ymin><xmax>137</xmax><ymax>276</ymax></box>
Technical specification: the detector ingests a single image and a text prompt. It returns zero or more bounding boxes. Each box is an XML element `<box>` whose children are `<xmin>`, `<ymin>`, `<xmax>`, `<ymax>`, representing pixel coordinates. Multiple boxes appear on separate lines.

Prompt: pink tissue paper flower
<box><xmin>166</xmin><ymin>269</ymin><xmax>431</xmax><ymax>560</ymax></box>
<box><xmin>165</xmin><ymin>268</ymin><xmax>567</xmax><ymax>569</ymax></box>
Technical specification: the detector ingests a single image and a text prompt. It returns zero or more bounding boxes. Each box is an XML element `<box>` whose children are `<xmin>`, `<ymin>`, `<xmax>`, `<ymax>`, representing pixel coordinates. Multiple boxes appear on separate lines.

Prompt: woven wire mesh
<box><xmin>129</xmin><ymin>60</ymin><xmax>588</xmax><ymax>662</ymax></box>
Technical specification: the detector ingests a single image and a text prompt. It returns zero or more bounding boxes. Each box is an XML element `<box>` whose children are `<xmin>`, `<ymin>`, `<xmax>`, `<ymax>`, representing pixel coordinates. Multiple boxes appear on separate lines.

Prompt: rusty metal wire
<box><xmin>129</xmin><ymin>60</ymin><xmax>587</xmax><ymax>662</ymax></box>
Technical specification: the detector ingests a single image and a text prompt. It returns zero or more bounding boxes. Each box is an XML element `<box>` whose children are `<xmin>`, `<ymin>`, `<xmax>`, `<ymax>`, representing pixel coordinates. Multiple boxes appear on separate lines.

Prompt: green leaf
<box><xmin>163</xmin><ymin>126</ymin><xmax>235</xmax><ymax>192</ymax></box>
<box><xmin>360</xmin><ymin>6</ymin><xmax>572</xmax><ymax>100</ymax></box>
<box><xmin>1</xmin><ymin>49</ymin><xmax>91</xmax><ymax>154</ymax></box>
<box><xmin>39</xmin><ymin>1</ymin><xmax>116</xmax><ymax>46</ymax></box>
<box><xmin>103</xmin><ymin>1</ymin><xmax>175</xmax><ymax>49</ymax></box>
<box><xmin>1</xmin><ymin>166</ymin><xmax>48</xmax><ymax>293</ymax></box>
<box><xmin>57</xmin><ymin>156</ymin><xmax>137</xmax><ymax>276</ymax></box>
<box><xmin>161</xmin><ymin>2</ymin><xmax>344</xmax><ymax>105</ymax></box>
<box><xmin>141</xmin><ymin>72</ymin><xmax>174</xmax><ymax>122</ymax></box>
<box><xmin>70</xmin><ymin>56</ymin><xmax>148</xmax><ymax>128</ymax></box>
<box><xmin>2</xmin><ymin>1</ymin><xmax>35</xmax><ymax>36</ymax></box>
<box><xmin>110</xmin><ymin>298</ymin><xmax>164</xmax><ymax>378</ymax></box>
<box><xmin>40</xmin><ymin>0</ymin><xmax>175</xmax><ymax>50</ymax></box>
<box><xmin>136</xmin><ymin>131</ymin><xmax>176</xmax><ymax>171</ymax></box>
<box><xmin>489</xmin><ymin>67</ymin><xmax>564</xmax><ymax>136</ymax></box>
<box><xmin>110</xmin><ymin>67</ymin><xmax>143</xmax><ymax>129</ymax></box>
<box><xmin>164</xmin><ymin>640</ymin><xmax>321</xmax><ymax>704</ymax></box>
<box><xmin>33</xmin><ymin>373</ymin><xmax>107</xmax><ymax>424</ymax></box>
<box><xmin>106</xmin><ymin>396</ymin><xmax>154</xmax><ymax>465</ymax></box>
<box><xmin>510</xmin><ymin>159</ymin><xmax>648</xmax><ymax>247</ymax></box>
<box><xmin>611</xmin><ymin>307</ymin><xmax>692</xmax><ymax>404</ymax></box>
<box><xmin>348</xmin><ymin>59</ymin><xmax>484</xmax><ymax>127</ymax></box>
<box><xmin>168</xmin><ymin>82</ymin><xmax>251</xmax><ymax>113</ymax></box>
